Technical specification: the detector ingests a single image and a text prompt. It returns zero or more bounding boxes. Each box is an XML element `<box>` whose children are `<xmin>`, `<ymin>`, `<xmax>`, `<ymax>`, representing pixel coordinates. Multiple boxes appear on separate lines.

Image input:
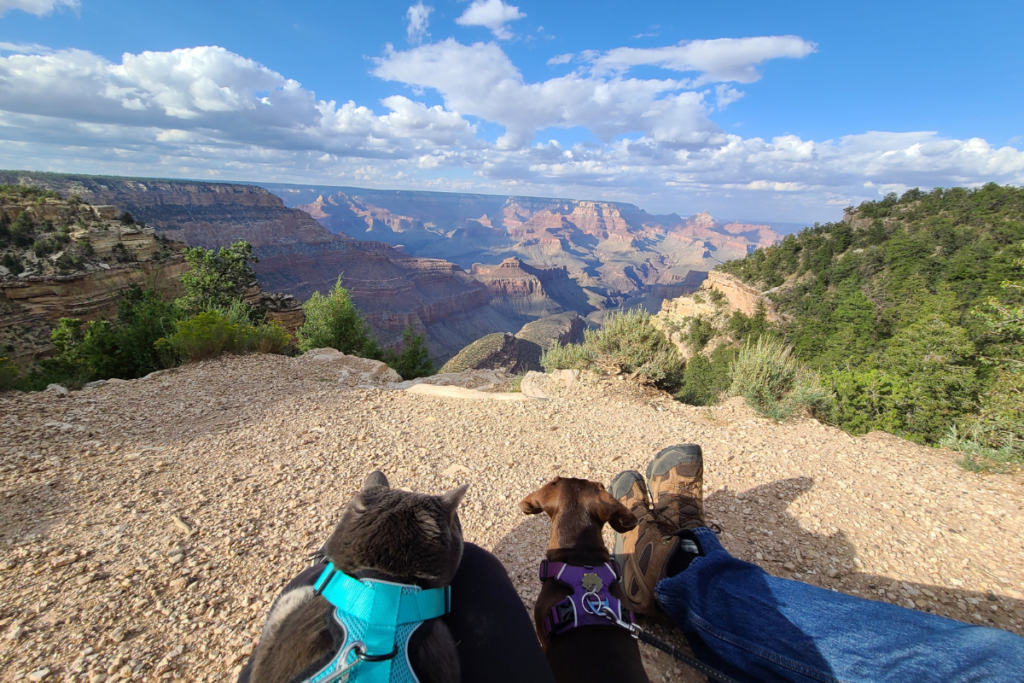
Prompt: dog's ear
<box><xmin>591</xmin><ymin>489</ymin><xmax>638</xmax><ymax>533</ymax></box>
<box><xmin>520</xmin><ymin>479</ymin><xmax>560</xmax><ymax>517</ymax></box>
<box><xmin>440</xmin><ymin>484</ymin><xmax>469</xmax><ymax>522</ymax></box>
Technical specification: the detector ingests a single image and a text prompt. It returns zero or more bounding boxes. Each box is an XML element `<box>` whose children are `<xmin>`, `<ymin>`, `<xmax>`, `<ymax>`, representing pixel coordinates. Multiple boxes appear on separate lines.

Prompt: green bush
<box><xmin>0</xmin><ymin>356</ymin><xmax>17</xmax><ymax>391</ymax></box>
<box><xmin>382</xmin><ymin>326</ymin><xmax>433</xmax><ymax>380</ymax></box>
<box><xmin>238</xmin><ymin>320</ymin><xmax>293</xmax><ymax>355</ymax></box>
<box><xmin>541</xmin><ymin>308</ymin><xmax>683</xmax><ymax>391</ymax></box>
<box><xmin>298</xmin><ymin>277</ymin><xmax>381</xmax><ymax>358</ymax></box>
<box><xmin>684</xmin><ymin>316</ymin><xmax>715</xmax><ymax>354</ymax></box>
<box><xmin>178</xmin><ymin>241</ymin><xmax>258</xmax><ymax>315</ymax></box>
<box><xmin>676</xmin><ymin>346</ymin><xmax>734</xmax><ymax>406</ymax></box>
<box><xmin>159</xmin><ymin>310</ymin><xmax>238</xmax><ymax>362</ymax></box>
<box><xmin>2</xmin><ymin>252</ymin><xmax>23</xmax><ymax>275</ymax></box>
<box><xmin>159</xmin><ymin>305</ymin><xmax>293</xmax><ymax>363</ymax></box>
<box><xmin>11</xmin><ymin>212</ymin><xmax>34</xmax><ymax>248</ymax></box>
<box><xmin>729</xmin><ymin>336</ymin><xmax>831</xmax><ymax>420</ymax></box>
<box><xmin>822</xmin><ymin>368</ymin><xmax>912</xmax><ymax>435</ymax></box>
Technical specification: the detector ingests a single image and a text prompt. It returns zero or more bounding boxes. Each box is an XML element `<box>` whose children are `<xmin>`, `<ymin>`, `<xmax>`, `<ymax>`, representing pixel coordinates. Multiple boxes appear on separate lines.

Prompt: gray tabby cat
<box><xmin>249</xmin><ymin>471</ymin><xmax>468</xmax><ymax>683</ymax></box>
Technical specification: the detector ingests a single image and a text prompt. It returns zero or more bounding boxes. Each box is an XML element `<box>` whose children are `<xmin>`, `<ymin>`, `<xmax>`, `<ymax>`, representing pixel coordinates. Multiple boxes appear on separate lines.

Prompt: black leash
<box><xmin>596</xmin><ymin>604</ymin><xmax>742</xmax><ymax>683</ymax></box>
<box><xmin>637</xmin><ymin>630</ymin><xmax>743</xmax><ymax>683</ymax></box>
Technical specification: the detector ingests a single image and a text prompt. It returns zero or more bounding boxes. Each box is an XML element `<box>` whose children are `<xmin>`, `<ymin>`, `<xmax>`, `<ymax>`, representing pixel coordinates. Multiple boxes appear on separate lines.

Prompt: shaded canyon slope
<box><xmin>266</xmin><ymin>182</ymin><xmax>781</xmax><ymax>317</ymax></box>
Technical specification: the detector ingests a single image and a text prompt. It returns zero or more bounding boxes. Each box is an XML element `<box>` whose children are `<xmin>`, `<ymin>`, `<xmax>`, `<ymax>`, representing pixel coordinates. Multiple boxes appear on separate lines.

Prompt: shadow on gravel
<box><xmin>490</xmin><ymin>474</ymin><xmax>1024</xmax><ymax>682</ymax></box>
<box><xmin>703</xmin><ymin>477</ymin><xmax>1024</xmax><ymax>636</ymax></box>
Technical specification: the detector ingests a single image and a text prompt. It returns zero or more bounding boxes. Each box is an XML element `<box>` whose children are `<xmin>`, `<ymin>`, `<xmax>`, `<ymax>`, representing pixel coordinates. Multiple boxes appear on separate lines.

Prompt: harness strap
<box><xmin>309</xmin><ymin>563</ymin><xmax>449</xmax><ymax>683</ymax></box>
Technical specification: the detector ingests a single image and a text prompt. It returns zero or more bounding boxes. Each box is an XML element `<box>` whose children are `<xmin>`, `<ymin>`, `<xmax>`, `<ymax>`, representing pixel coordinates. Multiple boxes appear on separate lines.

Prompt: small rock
<box><xmin>45</xmin><ymin>384</ymin><xmax>68</xmax><ymax>396</ymax></box>
<box><xmin>167</xmin><ymin>553</ymin><xmax>184</xmax><ymax>565</ymax></box>
<box><xmin>168</xmin><ymin>578</ymin><xmax>187</xmax><ymax>590</ymax></box>
<box><xmin>170</xmin><ymin>514</ymin><xmax>194</xmax><ymax>536</ymax></box>
<box><xmin>109</xmin><ymin>627</ymin><xmax>125</xmax><ymax>643</ymax></box>
<box><xmin>27</xmin><ymin>669</ymin><xmax>50</xmax><ymax>682</ymax></box>
<box><xmin>783</xmin><ymin>562</ymin><xmax>797</xmax><ymax>571</ymax></box>
<box><xmin>51</xmin><ymin>554</ymin><xmax>79</xmax><ymax>568</ymax></box>
<box><xmin>6</xmin><ymin>624</ymin><xmax>25</xmax><ymax>640</ymax></box>
<box><xmin>441</xmin><ymin>464</ymin><xmax>471</xmax><ymax>478</ymax></box>
<box><xmin>83</xmin><ymin>380</ymin><xmax>107</xmax><ymax>389</ymax></box>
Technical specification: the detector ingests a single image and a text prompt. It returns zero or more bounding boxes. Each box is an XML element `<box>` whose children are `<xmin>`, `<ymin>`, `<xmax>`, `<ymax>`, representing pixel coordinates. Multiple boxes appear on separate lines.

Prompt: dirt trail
<box><xmin>1</xmin><ymin>354</ymin><xmax>1022</xmax><ymax>683</ymax></box>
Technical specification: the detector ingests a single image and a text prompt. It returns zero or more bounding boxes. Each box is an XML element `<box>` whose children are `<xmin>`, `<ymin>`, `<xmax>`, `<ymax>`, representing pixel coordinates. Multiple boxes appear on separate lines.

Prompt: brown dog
<box><xmin>521</xmin><ymin>477</ymin><xmax>651</xmax><ymax>683</ymax></box>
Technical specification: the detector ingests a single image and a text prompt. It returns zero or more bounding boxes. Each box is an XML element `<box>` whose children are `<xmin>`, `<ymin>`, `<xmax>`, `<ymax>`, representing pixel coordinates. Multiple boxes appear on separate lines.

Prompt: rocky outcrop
<box><xmin>0</xmin><ymin>197</ymin><xmax>189</xmax><ymax>365</ymax></box>
<box><xmin>654</xmin><ymin>271</ymin><xmax>780</xmax><ymax>358</ymax></box>
<box><xmin>514</xmin><ymin>312</ymin><xmax>587</xmax><ymax>349</ymax></box>
<box><xmin>437</xmin><ymin>311</ymin><xmax>587</xmax><ymax>375</ymax></box>
<box><xmin>438</xmin><ymin>332</ymin><xmax>543</xmax><ymax>375</ymax></box>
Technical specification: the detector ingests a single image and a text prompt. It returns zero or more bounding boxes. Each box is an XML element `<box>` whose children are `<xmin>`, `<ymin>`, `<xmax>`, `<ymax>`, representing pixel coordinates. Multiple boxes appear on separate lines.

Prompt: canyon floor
<box><xmin>2</xmin><ymin>354</ymin><xmax>1023</xmax><ymax>683</ymax></box>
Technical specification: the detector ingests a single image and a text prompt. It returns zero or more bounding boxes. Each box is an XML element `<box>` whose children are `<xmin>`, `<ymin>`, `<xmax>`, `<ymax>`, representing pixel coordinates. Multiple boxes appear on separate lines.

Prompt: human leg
<box><xmin>657</xmin><ymin>527</ymin><xmax>1024</xmax><ymax>683</ymax></box>
<box><xmin>612</xmin><ymin>444</ymin><xmax>1024</xmax><ymax>683</ymax></box>
<box><xmin>446</xmin><ymin>543</ymin><xmax>556</xmax><ymax>683</ymax></box>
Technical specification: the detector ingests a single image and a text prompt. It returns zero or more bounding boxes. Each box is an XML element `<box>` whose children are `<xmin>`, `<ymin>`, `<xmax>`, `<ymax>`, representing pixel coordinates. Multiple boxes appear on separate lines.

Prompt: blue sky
<box><xmin>0</xmin><ymin>0</ymin><xmax>1021</xmax><ymax>222</ymax></box>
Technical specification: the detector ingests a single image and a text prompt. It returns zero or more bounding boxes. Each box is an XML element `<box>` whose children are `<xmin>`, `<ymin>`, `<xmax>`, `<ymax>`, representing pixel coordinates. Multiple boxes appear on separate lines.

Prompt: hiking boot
<box><xmin>610</xmin><ymin>469</ymin><xmax>679</xmax><ymax>617</ymax></box>
<box><xmin>646</xmin><ymin>444</ymin><xmax>705</xmax><ymax>531</ymax></box>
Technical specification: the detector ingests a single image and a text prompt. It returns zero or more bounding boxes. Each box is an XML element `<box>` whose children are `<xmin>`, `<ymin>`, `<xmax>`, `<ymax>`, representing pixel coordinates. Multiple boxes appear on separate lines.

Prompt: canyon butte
<box><xmin>0</xmin><ymin>172</ymin><xmax>780</xmax><ymax>364</ymax></box>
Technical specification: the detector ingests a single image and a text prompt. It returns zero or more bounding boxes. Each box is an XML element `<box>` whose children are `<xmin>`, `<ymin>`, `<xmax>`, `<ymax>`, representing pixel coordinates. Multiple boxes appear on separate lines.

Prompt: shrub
<box><xmin>178</xmin><ymin>241</ymin><xmax>259</xmax><ymax>315</ymax></box>
<box><xmin>111</xmin><ymin>242</ymin><xmax>134</xmax><ymax>263</ymax></box>
<box><xmin>541</xmin><ymin>308</ymin><xmax>683</xmax><ymax>391</ymax></box>
<box><xmin>676</xmin><ymin>346</ymin><xmax>734</xmax><ymax>406</ymax></box>
<box><xmin>0</xmin><ymin>356</ymin><xmax>17</xmax><ymax>391</ymax></box>
<box><xmin>684</xmin><ymin>316</ymin><xmax>715</xmax><ymax>354</ymax></box>
<box><xmin>298</xmin><ymin>277</ymin><xmax>382</xmax><ymax>358</ymax></box>
<box><xmin>159</xmin><ymin>310</ymin><xmax>238</xmax><ymax>362</ymax></box>
<box><xmin>2</xmin><ymin>253</ymin><xmax>23</xmax><ymax>275</ymax></box>
<box><xmin>509</xmin><ymin>373</ymin><xmax>525</xmax><ymax>393</ymax></box>
<box><xmin>11</xmin><ymin>212</ymin><xmax>34</xmax><ymax>248</ymax></box>
<box><xmin>119</xmin><ymin>211</ymin><xmax>135</xmax><ymax>226</ymax></box>
<box><xmin>942</xmin><ymin>423</ymin><xmax>1022</xmax><ymax>474</ymax></box>
<box><xmin>160</xmin><ymin>305</ymin><xmax>292</xmax><ymax>363</ymax></box>
<box><xmin>729</xmin><ymin>336</ymin><xmax>831</xmax><ymax>420</ymax></box>
<box><xmin>822</xmin><ymin>368</ymin><xmax>912</xmax><ymax>435</ymax></box>
<box><xmin>238</xmin><ymin>321</ymin><xmax>293</xmax><ymax>355</ymax></box>
<box><xmin>382</xmin><ymin>326</ymin><xmax>433</xmax><ymax>380</ymax></box>
<box><xmin>0</xmin><ymin>212</ymin><xmax>11</xmax><ymax>244</ymax></box>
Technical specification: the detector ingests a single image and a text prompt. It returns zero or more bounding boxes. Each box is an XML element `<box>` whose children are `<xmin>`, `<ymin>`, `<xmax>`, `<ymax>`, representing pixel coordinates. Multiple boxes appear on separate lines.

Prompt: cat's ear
<box><xmin>440</xmin><ymin>484</ymin><xmax>469</xmax><ymax>521</ymax></box>
<box><xmin>362</xmin><ymin>470</ymin><xmax>390</xmax><ymax>492</ymax></box>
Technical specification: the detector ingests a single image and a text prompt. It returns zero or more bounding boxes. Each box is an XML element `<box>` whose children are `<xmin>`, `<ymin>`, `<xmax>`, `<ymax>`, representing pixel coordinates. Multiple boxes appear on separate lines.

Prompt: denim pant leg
<box><xmin>654</xmin><ymin>527</ymin><xmax>1024</xmax><ymax>683</ymax></box>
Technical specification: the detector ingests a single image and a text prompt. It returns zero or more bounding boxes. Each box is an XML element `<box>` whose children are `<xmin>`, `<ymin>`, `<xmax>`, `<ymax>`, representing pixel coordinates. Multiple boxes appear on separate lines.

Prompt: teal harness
<box><xmin>303</xmin><ymin>563</ymin><xmax>450</xmax><ymax>683</ymax></box>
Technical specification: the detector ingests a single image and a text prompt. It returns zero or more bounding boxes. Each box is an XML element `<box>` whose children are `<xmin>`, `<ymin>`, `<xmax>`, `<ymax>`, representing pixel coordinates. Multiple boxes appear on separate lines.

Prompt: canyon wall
<box><xmin>0</xmin><ymin>173</ymin><xmax>527</xmax><ymax>363</ymax></box>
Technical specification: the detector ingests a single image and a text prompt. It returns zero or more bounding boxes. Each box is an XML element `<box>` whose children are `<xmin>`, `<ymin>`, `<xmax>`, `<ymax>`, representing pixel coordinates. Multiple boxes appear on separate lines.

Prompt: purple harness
<box><xmin>537</xmin><ymin>559</ymin><xmax>635</xmax><ymax>640</ymax></box>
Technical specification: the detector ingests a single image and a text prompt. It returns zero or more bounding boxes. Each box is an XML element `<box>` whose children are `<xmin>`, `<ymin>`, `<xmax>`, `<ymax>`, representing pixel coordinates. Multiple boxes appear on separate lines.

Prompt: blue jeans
<box><xmin>655</xmin><ymin>528</ymin><xmax>1024</xmax><ymax>683</ymax></box>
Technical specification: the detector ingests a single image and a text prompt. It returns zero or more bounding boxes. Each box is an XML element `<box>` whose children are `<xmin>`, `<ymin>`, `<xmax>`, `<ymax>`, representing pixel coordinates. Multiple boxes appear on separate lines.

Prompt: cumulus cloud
<box><xmin>0</xmin><ymin>45</ymin><xmax>478</xmax><ymax>161</ymax></box>
<box><xmin>1</xmin><ymin>38</ymin><xmax>1020</xmax><ymax>221</ymax></box>
<box><xmin>406</xmin><ymin>2</ymin><xmax>432</xmax><ymax>45</ymax></box>
<box><xmin>455</xmin><ymin>0</ymin><xmax>525</xmax><ymax>40</ymax></box>
<box><xmin>374</xmin><ymin>39</ymin><xmax>722</xmax><ymax>150</ymax></box>
<box><xmin>546</xmin><ymin>53</ymin><xmax>573</xmax><ymax>66</ymax></box>
<box><xmin>0</xmin><ymin>0</ymin><xmax>78</xmax><ymax>17</ymax></box>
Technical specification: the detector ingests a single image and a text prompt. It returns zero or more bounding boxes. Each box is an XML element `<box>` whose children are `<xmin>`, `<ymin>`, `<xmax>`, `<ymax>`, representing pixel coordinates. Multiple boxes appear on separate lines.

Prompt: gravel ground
<box><xmin>1</xmin><ymin>353</ymin><xmax>1022</xmax><ymax>683</ymax></box>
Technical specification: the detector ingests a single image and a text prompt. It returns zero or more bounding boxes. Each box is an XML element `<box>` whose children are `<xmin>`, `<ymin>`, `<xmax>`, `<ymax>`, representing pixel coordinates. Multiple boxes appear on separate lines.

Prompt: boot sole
<box><xmin>646</xmin><ymin>444</ymin><xmax>703</xmax><ymax>490</ymax></box>
<box><xmin>609</xmin><ymin>470</ymin><xmax>646</xmax><ymax>565</ymax></box>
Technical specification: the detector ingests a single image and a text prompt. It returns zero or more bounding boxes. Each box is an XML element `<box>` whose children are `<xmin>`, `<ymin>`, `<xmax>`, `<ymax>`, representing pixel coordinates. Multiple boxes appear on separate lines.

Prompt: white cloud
<box><xmin>406</xmin><ymin>2</ymin><xmax>432</xmax><ymax>45</ymax></box>
<box><xmin>0</xmin><ymin>39</ymin><xmax>1020</xmax><ymax>222</ymax></box>
<box><xmin>374</xmin><ymin>39</ymin><xmax>722</xmax><ymax>150</ymax></box>
<box><xmin>593</xmin><ymin>36</ymin><xmax>816</xmax><ymax>84</ymax></box>
<box><xmin>0</xmin><ymin>0</ymin><xmax>78</xmax><ymax>17</ymax></box>
<box><xmin>547</xmin><ymin>53</ymin><xmax>573</xmax><ymax>66</ymax></box>
<box><xmin>455</xmin><ymin>0</ymin><xmax>525</xmax><ymax>40</ymax></box>
<box><xmin>715</xmin><ymin>84</ymin><xmax>743</xmax><ymax>110</ymax></box>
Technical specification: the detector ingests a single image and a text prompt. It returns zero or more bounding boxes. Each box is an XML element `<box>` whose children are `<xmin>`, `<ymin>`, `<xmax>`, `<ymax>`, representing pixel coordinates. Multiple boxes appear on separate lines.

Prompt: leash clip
<box><xmin>598</xmin><ymin>604</ymin><xmax>642</xmax><ymax>639</ymax></box>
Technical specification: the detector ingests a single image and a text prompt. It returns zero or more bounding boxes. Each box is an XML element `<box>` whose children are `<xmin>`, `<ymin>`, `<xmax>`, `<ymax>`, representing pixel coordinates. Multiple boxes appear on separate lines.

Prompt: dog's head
<box><xmin>520</xmin><ymin>477</ymin><xmax>637</xmax><ymax>554</ymax></box>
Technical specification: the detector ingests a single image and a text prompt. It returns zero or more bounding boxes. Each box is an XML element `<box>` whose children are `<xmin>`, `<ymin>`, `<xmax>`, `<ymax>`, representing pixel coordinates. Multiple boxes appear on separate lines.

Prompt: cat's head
<box><xmin>323</xmin><ymin>471</ymin><xmax>469</xmax><ymax>589</ymax></box>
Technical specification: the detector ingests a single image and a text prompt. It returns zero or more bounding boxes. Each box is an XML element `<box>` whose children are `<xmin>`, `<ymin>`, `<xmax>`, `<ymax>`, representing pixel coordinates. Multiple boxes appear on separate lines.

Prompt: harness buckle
<box><xmin>354</xmin><ymin>643</ymin><xmax>400</xmax><ymax>663</ymax></box>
